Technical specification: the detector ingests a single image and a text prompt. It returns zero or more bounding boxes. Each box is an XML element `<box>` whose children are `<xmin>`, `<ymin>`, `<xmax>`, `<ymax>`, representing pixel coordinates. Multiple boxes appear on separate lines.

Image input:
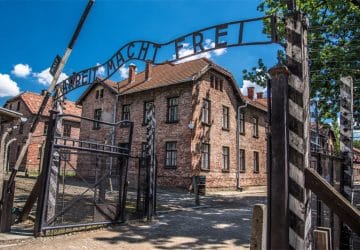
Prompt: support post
<box><xmin>250</xmin><ymin>204</ymin><xmax>267</xmax><ymax>250</ymax></box>
<box><xmin>268</xmin><ymin>11</ymin><xmax>312</xmax><ymax>249</ymax></box>
<box><xmin>146</xmin><ymin>103</ymin><xmax>156</xmax><ymax>219</ymax></box>
<box><xmin>0</xmin><ymin>180</ymin><xmax>15</xmax><ymax>232</ymax></box>
<box><xmin>286</xmin><ymin>11</ymin><xmax>312</xmax><ymax>250</ymax></box>
<box><xmin>339</xmin><ymin>76</ymin><xmax>354</xmax><ymax>249</ymax></box>
<box><xmin>268</xmin><ymin>65</ymin><xmax>289</xmax><ymax>250</ymax></box>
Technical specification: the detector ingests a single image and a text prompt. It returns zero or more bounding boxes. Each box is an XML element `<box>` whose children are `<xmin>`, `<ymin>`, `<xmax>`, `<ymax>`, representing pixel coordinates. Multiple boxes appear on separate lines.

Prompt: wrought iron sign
<box><xmin>55</xmin><ymin>15</ymin><xmax>277</xmax><ymax>98</ymax></box>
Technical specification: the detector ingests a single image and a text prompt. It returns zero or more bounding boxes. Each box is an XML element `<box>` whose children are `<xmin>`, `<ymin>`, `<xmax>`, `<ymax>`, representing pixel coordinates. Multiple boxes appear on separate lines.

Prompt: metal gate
<box><xmin>35</xmin><ymin>113</ymin><xmax>134</xmax><ymax>235</ymax></box>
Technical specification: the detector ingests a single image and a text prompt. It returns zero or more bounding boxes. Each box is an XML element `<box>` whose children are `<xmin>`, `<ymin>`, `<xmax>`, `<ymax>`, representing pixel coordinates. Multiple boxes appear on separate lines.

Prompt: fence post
<box><xmin>286</xmin><ymin>11</ymin><xmax>312</xmax><ymax>249</ymax></box>
<box><xmin>268</xmin><ymin>65</ymin><xmax>290</xmax><ymax>249</ymax></box>
<box><xmin>268</xmin><ymin>10</ymin><xmax>313</xmax><ymax>249</ymax></box>
<box><xmin>250</xmin><ymin>204</ymin><xmax>267</xmax><ymax>250</ymax></box>
<box><xmin>339</xmin><ymin>76</ymin><xmax>354</xmax><ymax>249</ymax></box>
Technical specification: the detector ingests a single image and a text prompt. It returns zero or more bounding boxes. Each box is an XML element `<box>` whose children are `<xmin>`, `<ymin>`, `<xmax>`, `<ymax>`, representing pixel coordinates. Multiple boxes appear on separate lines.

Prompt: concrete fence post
<box><xmin>250</xmin><ymin>204</ymin><xmax>267</xmax><ymax>250</ymax></box>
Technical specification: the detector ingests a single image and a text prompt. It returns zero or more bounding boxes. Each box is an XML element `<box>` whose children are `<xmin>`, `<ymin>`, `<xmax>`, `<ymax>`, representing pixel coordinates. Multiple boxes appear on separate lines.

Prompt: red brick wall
<box><xmin>4</xmin><ymin>98</ymin><xmax>80</xmax><ymax>174</ymax></box>
<box><xmin>238</xmin><ymin>105</ymin><xmax>267</xmax><ymax>187</ymax></box>
<box><xmin>78</xmin><ymin>70</ymin><xmax>268</xmax><ymax>190</ymax></box>
<box><xmin>191</xmin><ymin>71</ymin><xmax>240</xmax><ymax>189</ymax></box>
<box><xmin>116</xmin><ymin>82</ymin><xmax>194</xmax><ymax>188</ymax></box>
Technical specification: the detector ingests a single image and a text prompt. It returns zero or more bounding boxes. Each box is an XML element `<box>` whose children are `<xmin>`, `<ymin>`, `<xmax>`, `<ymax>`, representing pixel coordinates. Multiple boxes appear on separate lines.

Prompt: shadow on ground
<box><xmin>95</xmin><ymin>193</ymin><xmax>266</xmax><ymax>249</ymax></box>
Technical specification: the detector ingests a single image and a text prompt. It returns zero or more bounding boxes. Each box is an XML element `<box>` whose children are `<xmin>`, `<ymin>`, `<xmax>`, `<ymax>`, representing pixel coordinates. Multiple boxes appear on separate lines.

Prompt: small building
<box><xmin>77</xmin><ymin>58</ymin><xmax>268</xmax><ymax>190</ymax></box>
<box><xmin>1</xmin><ymin>91</ymin><xmax>82</xmax><ymax>174</ymax></box>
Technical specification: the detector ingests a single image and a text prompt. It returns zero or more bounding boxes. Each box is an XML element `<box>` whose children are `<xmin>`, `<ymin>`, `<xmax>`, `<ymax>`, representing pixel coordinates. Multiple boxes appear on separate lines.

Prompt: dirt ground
<box><xmin>1</xmin><ymin>175</ymin><xmax>267</xmax><ymax>249</ymax></box>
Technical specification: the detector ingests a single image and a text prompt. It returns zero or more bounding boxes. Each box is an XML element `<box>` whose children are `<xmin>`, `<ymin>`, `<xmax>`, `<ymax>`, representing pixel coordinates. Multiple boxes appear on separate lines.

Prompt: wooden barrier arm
<box><xmin>304</xmin><ymin>167</ymin><xmax>360</xmax><ymax>235</ymax></box>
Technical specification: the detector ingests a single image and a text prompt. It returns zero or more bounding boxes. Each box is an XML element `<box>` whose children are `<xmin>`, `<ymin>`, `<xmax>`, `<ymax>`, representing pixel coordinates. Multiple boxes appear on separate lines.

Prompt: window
<box><xmin>9</xmin><ymin>103</ymin><xmax>12</xmax><ymax>110</ymax></box>
<box><xmin>222</xmin><ymin>106</ymin><xmax>229</xmax><ymax>130</ymax></box>
<box><xmin>253</xmin><ymin>151</ymin><xmax>259</xmax><ymax>173</ymax></box>
<box><xmin>201</xmin><ymin>143</ymin><xmax>210</xmax><ymax>170</ymax></box>
<box><xmin>143</xmin><ymin>101</ymin><xmax>154</xmax><ymax>124</ymax></box>
<box><xmin>167</xmin><ymin>97</ymin><xmax>179</xmax><ymax>123</ymax></box>
<box><xmin>239</xmin><ymin>149</ymin><xmax>245</xmax><ymax>172</ymax></box>
<box><xmin>118</xmin><ymin>142</ymin><xmax>129</xmax><ymax>154</ymax></box>
<box><xmin>38</xmin><ymin>144</ymin><xmax>43</xmax><ymax>159</ymax></box>
<box><xmin>122</xmin><ymin>105</ymin><xmax>131</xmax><ymax>121</ymax></box>
<box><xmin>95</xmin><ymin>88</ymin><xmax>104</xmax><ymax>99</ymax></box>
<box><xmin>252</xmin><ymin>117</ymin><xmax>259</xmax><ymax>137</ymax></box>
<box><xmin>43</xmin><ymin>122</ymin><xmax>49</xmax><ymax>135</ymax></box>
<box><xmin>60</xmin><ymin>150</ymin><xmax>70</xmax><ymax>161</ymax></box>
<box><xmin>222</xmin><ymin>146</ymin><xmax>230</xmax><ymax>171</ymax></box>
<box><xmin>165</xmin><ymin>142</ymin><xmax>177</xmax><ymax>168</ymax></box>
<box><xmin>16</xmin><ymin>101</ymin><xmax>20</xmax><ymax>111</ymax></box>
<box><xmin>239</xmin><ymin>112</ymin><xmax>245</xmax><ymax>134</ymax></box>
<box><xmin>201</xmin><ymin>99</ymin><xmax>210</xmax><ymax>125</ymax></box>
<box><xmin>63</xmin><ymin>124</ymin><xmax>71</xmax><ymax>137</ymax></box>
<box><xmin>93</xmin><ymin>109</ymin><xmax>102</xmax><ymax>129</ymax></box>
<box><xmin>220</xmin><ymin>79</ymin><xmax>223</xmax><ymax>91</ymax></box>
<box><xmin>210</xmin><ymin>75</ymin><xmax>214</xmax><ymax>88</ymax></box>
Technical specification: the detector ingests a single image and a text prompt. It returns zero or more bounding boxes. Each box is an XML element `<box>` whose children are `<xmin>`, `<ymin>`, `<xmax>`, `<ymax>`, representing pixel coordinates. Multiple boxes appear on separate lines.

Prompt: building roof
<box><xmin>4</xmin><ymin>92</ymin><xmax>81</xmax><ymax>118</ymax></box>
<box><xmin>243</xmin><ymin>96</ymin><xmax>268</xmax><ymax>112</ymax></box>
<box><xmin>0</xmin><ymin>107</ymin><xmax>23</xmax><ymax>123</ymax></box>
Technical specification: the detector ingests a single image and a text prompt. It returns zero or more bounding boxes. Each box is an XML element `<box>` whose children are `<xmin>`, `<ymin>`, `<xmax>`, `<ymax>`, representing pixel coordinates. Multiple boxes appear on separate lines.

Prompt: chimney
<box><xmin>145</xmin><ymin>61</ymin><xmax>152</xmax><ymax>81</ymax></box>
<box><xmin>247</xmin><ymin>87</ymin><xmax>254</xmax><ymax>100</ymax></box>
<box><xmin>128</xmin><ymin>64</ymin><xmax>136</xmax><ymax>83</ymax></box>
<box><xmin>257</xmin><ymin>92</ymin><xmax>263</xmax><ymax>99</ymax></box>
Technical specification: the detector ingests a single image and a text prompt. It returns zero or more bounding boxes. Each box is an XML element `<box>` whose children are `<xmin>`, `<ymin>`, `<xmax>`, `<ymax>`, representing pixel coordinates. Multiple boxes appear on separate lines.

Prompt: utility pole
<box><xmin>14</xmin><ymin>0</ymin><xmax>95</xmax><ymax>225</ymax></box>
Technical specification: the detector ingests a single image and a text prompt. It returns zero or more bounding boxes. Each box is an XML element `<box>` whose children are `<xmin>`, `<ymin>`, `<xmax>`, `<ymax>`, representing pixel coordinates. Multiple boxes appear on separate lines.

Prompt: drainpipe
<box><xmin>108</xmin><ymin>94</ymin><xmax>118</xmax><ymax>192</ymax></box>
<box><xmin>237</xmin><ymin>101</ymin><xmax>248</xmax><ymax>190</ymax></box>
<box><xmin>4</xmin><ymin>138</ymin><xmax>17</xmax><ymax>173</ymax></box>
<box><xmin>0</xmin><ymin>127</ymin><xmax>15</xmax><ymax>195</ymax></box>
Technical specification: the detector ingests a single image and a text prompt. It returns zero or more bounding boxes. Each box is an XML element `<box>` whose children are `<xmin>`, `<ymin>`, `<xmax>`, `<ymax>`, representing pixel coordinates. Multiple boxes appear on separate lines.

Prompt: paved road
<box><xmin>1</xmin><ymin>191</ymin><xmax>266</xmax><ymax>249</ymax></box>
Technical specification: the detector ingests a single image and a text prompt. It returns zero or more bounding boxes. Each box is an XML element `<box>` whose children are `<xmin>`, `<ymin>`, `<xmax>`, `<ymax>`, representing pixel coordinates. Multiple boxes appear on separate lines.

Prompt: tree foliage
<box><xmin>243</xmin><ymin>0</ymin><xmax>360</xmax><ymax>123</ymax></box>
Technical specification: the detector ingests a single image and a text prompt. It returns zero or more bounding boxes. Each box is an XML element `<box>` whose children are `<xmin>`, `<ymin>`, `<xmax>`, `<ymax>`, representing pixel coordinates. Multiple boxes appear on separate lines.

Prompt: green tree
<box><xmin>354</xmin><ymin>140</ymin><xmax>360</xmax><ymax>149</ymax></box>
<box><xmin>243</xmin><ymin>0</ymin><xmax>360</xmax><ymax>123</ymax></box>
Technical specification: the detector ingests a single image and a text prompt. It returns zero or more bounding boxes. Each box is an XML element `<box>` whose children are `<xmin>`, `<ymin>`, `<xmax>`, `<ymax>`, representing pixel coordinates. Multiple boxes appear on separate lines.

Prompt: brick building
<box><xmin>1</xmin><ymin>91</ymin><xmax>81</xmax><ymax>174</ymax></box>
<box><xmin>77</xmin><ymin>58</ymin><xmax>268</xmax><ymax>190</ymax></box>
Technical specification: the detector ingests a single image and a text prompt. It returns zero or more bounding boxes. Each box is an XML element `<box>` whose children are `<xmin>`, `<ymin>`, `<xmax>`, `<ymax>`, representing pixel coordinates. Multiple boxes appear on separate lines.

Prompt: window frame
<box><xmin>165</xmin><ymin>141</ymin><xmax>177</xmax><ymax>168</ymax></box>
<box><xmin>63</xmin><ymin>123</ymin><xmax>71</xmax><ymax>137</ymax></box>
<box><xmin>222</xmin><ymin>146</ymin><xmax>230</xmax><ymax>172</ymax></box>
<box><xmin>93</xmin><ymin>108</ymin><xmax>102</xmax><ymax>130</ymax></box>
<box><xmin>201</xmin><ymin>99</ymin><xmax>211</xmax><ymax>125</ymax></box>
<box><xmin>239</xmin><ymin>111</ymin><xmax>245</xmax><ymax>135</ymax></box>
<box><xmin>166</xmin><ymin>97</ymin><xmax>179</xmax><ymax>123</ymax></box>
<box><xmin>222</xmin><ymin>105</ymin><xmax>229</xmax><ymax>130</ymax></box>
<box><xmin>252</xmin><ymin>116</ymin><xmax>259</xmax><ymax>138</ymax></box>
<box><xmin>253</xmin><ymin>151</ymin><xmax>259</xmax><ymax>173</ymax></box>
<box><xmin>122</xmin><ymin>104</ymin><xmax>131</xmax><ymax>121</ymax></box>
<box><xmin>239</xmin><ymin>149</ymin><xmax>246</xmax><ymax>173</ymax></box>
<box><xmin>201</xmin><ymin>143</ymin><xmax>210</xmax><ymax>170</ymax></box>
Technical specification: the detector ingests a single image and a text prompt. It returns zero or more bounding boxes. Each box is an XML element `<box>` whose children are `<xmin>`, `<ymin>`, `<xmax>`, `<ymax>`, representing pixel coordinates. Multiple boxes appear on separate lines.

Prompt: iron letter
<box><xmin>127</xmin><ymin>42</ymin><xmax>135</xmax><ymax>59</ymax></box>
<box><xmin>215</xmin><ymin>24</ymin><xmax>228</xmax><ymax>48</ymax></box>
<box><xmin>138</xmin><ymin>42</ymin><xmax>150</xmax><ymax>60</ymax></box>
<box><xmin>192</xmin><ymin>32</ymin><xmax>204</xmax><ymax>53</ymax></box>
<box><xmin>175</xmin><ymin>37</ymin><xmax>185</xmax><ymax>59</ymax></box>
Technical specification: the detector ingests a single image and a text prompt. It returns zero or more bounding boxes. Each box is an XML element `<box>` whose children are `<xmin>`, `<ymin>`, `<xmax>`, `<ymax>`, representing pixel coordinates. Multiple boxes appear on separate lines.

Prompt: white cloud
<box><xmin>241</xmin><ymin>80</ymin><xmax>267</xmax><ymax>98</ymax></box>
<box><xmin>11</xmin><ymin>63</ymin><xmax>32</xmax><ymax>78</ymax></box>
<box><xmin>96</xmin><ymin>63</ymin><xmax>105</xmax><ymax>76</ymax></box>
<box><xmin>0</xmin><ymin>73</ymin><xmax>20</xmax><ymax>97</ymax></box>
<box><xmin>33</xmin><ymin>68</ymin><xmax>68</xmax><ymax>86</ymax></box>
<box><xmin>172</xmin><ymin>39</ymin><xmax>227</xmax><ymax>64</ymax></box>
<box><xmin>119</xmin><ymin>66</ymin><xmax>129</xmax><ymax>79</ymax></box>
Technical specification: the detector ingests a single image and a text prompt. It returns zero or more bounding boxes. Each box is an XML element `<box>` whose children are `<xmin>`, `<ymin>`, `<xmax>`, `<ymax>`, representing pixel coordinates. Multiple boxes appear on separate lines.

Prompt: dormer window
<box><xmin>210</xmin><ymin>74</ymin><xmax>223</xmax><ymax>91</ymax></box>
<box><xmin>95</xmin><ymin>88</ymin><xmax>104</xmax><ymax>99</ymax></box>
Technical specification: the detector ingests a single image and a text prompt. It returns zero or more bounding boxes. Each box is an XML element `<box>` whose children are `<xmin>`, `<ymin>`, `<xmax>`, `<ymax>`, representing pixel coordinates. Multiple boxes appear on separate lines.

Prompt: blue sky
<box><xmin>0</xmin><ymin>0</ymin><xmax>281</xmax><ymax>105</ymax></box>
